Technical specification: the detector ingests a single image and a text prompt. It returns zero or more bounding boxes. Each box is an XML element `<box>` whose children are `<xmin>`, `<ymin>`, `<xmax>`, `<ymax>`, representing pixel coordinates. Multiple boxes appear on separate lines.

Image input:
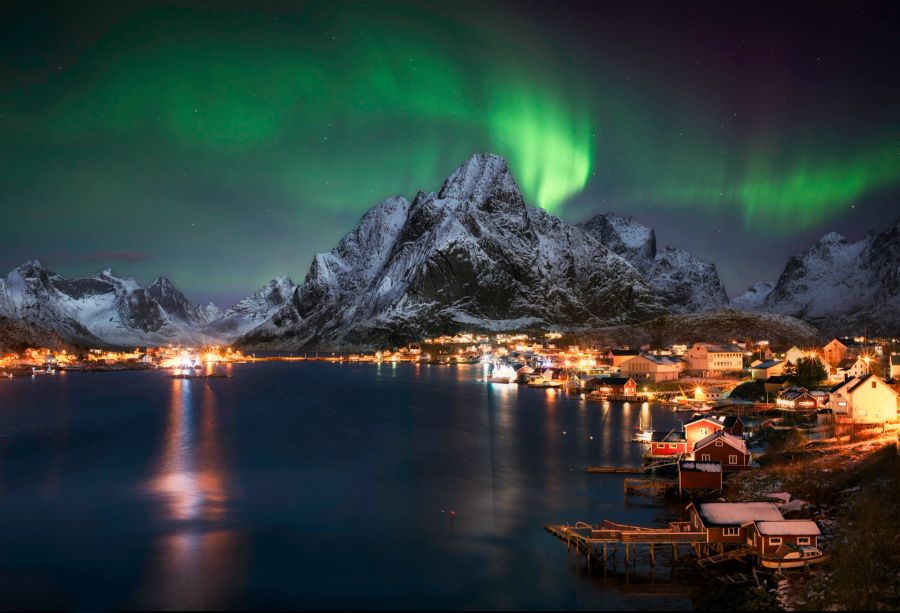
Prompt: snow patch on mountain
<box><xmin>732</xmin><ymin>281</ymin><xmax>775</xmax><ymax>310</ymax></box>
<box><xmin>579</xmin><ymin>213</ymin><xmax>729</xmax><ymax>313</ymax></box>
<box><xmin>202</xmin><ymin>276</ymin><xmax>296</xmax><ymax>341</ymax></box>
<box><xmin>238</xmin><ymin>154</ymin><xmax>667</xmax><ymax>351</ymax></box>
<box><xmin>757</xmin><ymin>221</ymin><xmax>900</xmax><ymax>335</ymax></box>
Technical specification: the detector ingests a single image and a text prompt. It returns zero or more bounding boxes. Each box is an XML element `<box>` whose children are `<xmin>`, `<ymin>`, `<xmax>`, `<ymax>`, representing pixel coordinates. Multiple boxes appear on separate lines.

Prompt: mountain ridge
<box><xmin>5</xmin><ymin>153</ymin><xmax>897</xmax><ymax>351</ymax></box>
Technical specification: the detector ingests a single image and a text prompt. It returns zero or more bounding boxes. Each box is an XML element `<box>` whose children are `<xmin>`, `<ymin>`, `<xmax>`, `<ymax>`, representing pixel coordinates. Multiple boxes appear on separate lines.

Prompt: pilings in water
<box><xmin>545</xmin><ymin>523</ymin><xmax>706</xmax><ymax>574</ymax></box>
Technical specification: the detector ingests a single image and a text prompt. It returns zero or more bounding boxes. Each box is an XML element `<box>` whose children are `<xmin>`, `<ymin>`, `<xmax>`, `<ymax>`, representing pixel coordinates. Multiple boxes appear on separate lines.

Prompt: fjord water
<box><xmin>0</xmin><ymin>363</ymin><xmax>692</xmax><ymax>610</ymax></box>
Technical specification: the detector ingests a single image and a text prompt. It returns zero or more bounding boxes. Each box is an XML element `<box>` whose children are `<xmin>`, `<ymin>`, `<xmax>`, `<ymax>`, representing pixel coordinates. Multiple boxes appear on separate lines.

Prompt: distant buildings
<box><xmin>685</xmin><ymin>343</ymin><xmax>744</xmax><ymax>377</ymax></box>
<box><xmin>750</xmin><ymin>359</ymin><xmax>783</xmax><ymax>380</ymax></box>
<box><xmin>889</xmin><ymin>354</ymin><xmax>900</xmax><ymax>381</ymax></box>
<box><xmin>619</xmin><ymin>354</ymin><xmax>680</xmax><ymax>382</ymax></box>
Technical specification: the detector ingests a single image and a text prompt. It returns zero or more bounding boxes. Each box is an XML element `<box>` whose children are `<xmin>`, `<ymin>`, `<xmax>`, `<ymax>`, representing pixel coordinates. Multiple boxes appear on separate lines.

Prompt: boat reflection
<box><xmin>136</xmin><ymin>378</ymin><xmax>244</xmax><ymax>609</ymax></box>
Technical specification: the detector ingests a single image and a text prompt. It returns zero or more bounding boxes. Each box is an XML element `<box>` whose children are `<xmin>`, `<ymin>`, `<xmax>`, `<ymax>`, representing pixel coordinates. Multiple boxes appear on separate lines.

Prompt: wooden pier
<box><xmin>583</xmin><ymin>466</ymin><xmax>645</xmax><ymax>474</ymax></box>
<box><xmin>545</xmin><ymin>520</ymin><xmax>707</xmax><ymax>570</ymax></box>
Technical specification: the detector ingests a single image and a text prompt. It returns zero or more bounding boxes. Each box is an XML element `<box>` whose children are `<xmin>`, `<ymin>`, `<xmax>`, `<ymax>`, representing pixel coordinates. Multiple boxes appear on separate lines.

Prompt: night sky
<box><xmin>2</xmin><ymin>0</ymin><xmax>898</xmax><ymax>305</ymax></box>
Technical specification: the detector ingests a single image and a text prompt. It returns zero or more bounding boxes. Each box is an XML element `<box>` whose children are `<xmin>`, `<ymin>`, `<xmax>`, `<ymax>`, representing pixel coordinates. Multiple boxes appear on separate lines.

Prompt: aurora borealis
<box><xmin>1</xmin><ymin>0</ymin><xmax>898</xmax><ymax>304</ymax></box>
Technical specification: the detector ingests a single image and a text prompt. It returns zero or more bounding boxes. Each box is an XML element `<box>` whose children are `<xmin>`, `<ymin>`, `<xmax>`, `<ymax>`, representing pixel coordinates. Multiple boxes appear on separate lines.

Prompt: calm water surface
<box><xmin>0</xmin><ymin>363</ymin><xmax>694</xmax><ymax>610</ymax></box>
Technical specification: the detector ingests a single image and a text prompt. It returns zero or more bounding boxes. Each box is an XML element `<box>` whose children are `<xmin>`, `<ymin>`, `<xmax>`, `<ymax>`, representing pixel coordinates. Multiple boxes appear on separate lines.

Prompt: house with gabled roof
<box><xmin>889</xmin><ymin>354</ymin><xmax>900</xmax><ymax>382</ymax></box>
<box><xmin>693</xmin><ymin>430</ymin><xmax>752</xmax><ymax>471</ymax></box>
<box><xmin>835</xmin><ymin>356</ymin><xmax>868</xmax><ymax>380</ymax></box>
<box><xmin>828</xmin><ymin>374</ymin><xmax>898</xmax><ymax>424</ymax></box>
<box><xmin>619</xmin><ymin>354</ymin><xmax>680</xmax><ymax>382</ymax></box>
<box><xmin>776</xmin><ymin>386</ymin><xmax>819</xmax><ymax>411</ymax></box>
<box><xmin>648</xmin><ymin>429</ymin><xmax>688</xmax><ymax>457</ymax></box>
<box><xmin>684</xmin><ymin>415</ymin><xmax>725</xmax><ymax>450</ymax></box>
<box><xmin>743</xmin><ymin>520</ymin><xmax>824</xmax><ymax>569</ymax></box>
<box><xmin>686</xmin><ymin>501</ymin><xmax>783</xmax><ymax>545</ymax></box>
<box><xmin>750</xmin><ymin>359</ymin><xmax>784</xmax><ymax>380</ymax></box>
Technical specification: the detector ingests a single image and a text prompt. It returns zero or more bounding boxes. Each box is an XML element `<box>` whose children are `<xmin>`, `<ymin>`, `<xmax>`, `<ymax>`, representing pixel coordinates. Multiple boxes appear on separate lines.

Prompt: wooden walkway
<box><xmin>584</xmin><ymin>466</ymin><xmax>645</xmax><ymax>474</ymax></box>
<box><xmin>545</xmin><ymin>520</ymin><xmax>707</xmax><ymax>569</ymax></box>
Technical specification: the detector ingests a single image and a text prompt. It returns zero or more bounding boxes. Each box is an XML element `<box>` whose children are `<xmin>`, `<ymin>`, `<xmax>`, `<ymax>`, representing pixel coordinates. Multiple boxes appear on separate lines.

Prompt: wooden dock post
<box><xmin>649</xmin><ymin>543</ymin><xmax>655</xmax><ymax>566</ymax></box>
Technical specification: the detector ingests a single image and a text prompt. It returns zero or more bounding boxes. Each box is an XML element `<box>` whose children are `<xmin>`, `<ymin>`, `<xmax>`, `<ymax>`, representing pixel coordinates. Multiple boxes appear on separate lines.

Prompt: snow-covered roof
<box><xmin>685</xmin><ymin>415</ymin><xmax>725</xmax><ymax>428</ymax></box>
<box><xmin>651</xmin><ymin>430</ymin><xmax>686</xmax><ymax>443</ymax></box>
<box><xmin>752</xmin><ymin>520</ymin><xmax>820</xmax><ymax>536</ymax></box>
<box><xmin>694</xmin><ymin>343</ymin><xmax>742</xmax><ymax>353</ymax></box>
<box><xmin>752</xmin><ymin>359</ymin><xmax>783</xmax><ymax>370</ymax></box>
<box><xmin>695</xmin><ymin>502</ymin><xmax>783</xmax><ymax>526</ymax></box>
<box><xmin>628</xmin><ymin>354</ymin><xmax>679</xmax><ymax>366</ymax></box>
<box><xmin>679</xmin><ymin>460</ymin><xmax>721</xmax><ymax>473</ymax></box>
<box><xmin>694</xmin><ymin>430</ymin><xmax>747</xmax><ymax>453</ymax></box>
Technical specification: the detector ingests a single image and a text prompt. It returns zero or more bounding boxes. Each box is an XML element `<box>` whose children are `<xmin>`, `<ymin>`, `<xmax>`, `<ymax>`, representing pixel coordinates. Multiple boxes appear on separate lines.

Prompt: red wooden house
<box><xmin>678</xmin><ymin>460</ymin><xmax>722</xmax><ymax>496</ymax></box>
<box><xmin>684</xmin><ymin>416</ymin><xmax>725</xmax><ymax>451</ymax></box>
<box><xmin>648</xmin><ymin>430</ymin><xmax>688</xmax><ymax>457</ymax></box>
<box><xmin>743</xmin><ymin>520</ymin><xmax>823</xmax><ymax>569</ymax></box>
<box><xmin>693</xmin><ymin>430</ymin><xmax>752</xmax><ymax>471</ymax></box>
<box><xmin>686</xmin><ymin>502</ymin><xmax>783</xmax><ymax>545</ymax></box>
<box><xmin>588</xmin><ymin>377</ymin><xmax>637</xmax><ymax>396</ymax></box>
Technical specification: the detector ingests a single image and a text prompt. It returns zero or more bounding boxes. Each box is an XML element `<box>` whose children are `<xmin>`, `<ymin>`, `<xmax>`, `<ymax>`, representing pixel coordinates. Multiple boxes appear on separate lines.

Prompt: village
<box><xmin>410</xmin><ymin>332</ymin><xmax>900</xmax><ymax>609</ymax></box>
<box><xmin>3</xmin><ymin>332</ymin><xmax>900</xmax><ymax>608</ymax></box>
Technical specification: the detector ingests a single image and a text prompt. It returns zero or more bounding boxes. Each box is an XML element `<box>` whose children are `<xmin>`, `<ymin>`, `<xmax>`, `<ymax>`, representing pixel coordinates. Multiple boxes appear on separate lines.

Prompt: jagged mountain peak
<box><xmin>818</xmin><ymin>231</ymin><xmax>847</xmax><ymax>244</ymax></box>
<box><xmin>756</xmin><ymin>221</ymin><xmax>900</xmax><ymax>335</ymax></box>
<box><xmin>238</xmin><ymin>154</ymin><xmax>666</xmax><ymax>351</ymax></box>
<box><xmin>579</xmin><ymin>212</ymin><xmax>656</xmax><ymax>260</ymax></box>
<box><xmin>436</xmin><ymin>153</ymin><xmax>523</xmax><ymax>210</ymax></box>
<box><xmin>578</xmin><ymin>211</ymin><xmax>728</xmax><ymax>313</ymax></box>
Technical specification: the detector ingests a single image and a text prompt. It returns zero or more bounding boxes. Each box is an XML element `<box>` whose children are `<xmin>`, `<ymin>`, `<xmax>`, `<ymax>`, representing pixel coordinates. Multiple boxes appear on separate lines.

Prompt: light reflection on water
<box><xmin>137</xmin><ymin>378</ymin><xmax>243</xmax><ymax>610</ymax></box>
<box><xmin>0</xmin><ymin>362</ymin><xmax>692</xmax><ymax>610</ymax></box>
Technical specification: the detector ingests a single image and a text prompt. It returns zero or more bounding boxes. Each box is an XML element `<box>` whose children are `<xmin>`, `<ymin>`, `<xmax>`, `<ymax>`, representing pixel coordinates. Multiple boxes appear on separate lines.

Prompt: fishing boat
<box><xmin>31</xmin><ymin>366</ymin><xmax>53</xmax><ymax>376</ymax></box>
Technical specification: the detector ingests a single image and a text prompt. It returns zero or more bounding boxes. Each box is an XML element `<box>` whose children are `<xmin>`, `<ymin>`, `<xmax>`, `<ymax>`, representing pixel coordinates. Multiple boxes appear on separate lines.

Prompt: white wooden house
<box><xmin>828</xmin><ymin>374</ymin><xmax>898</xmax><ymax>424</ymax></box>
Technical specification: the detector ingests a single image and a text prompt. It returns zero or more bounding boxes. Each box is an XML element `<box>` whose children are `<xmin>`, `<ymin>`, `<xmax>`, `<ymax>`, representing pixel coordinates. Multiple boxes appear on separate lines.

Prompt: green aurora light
<box><xmin>0</xmin><ymin>0</ymin><xmax>898</xmax><ymax>300</ymax></box>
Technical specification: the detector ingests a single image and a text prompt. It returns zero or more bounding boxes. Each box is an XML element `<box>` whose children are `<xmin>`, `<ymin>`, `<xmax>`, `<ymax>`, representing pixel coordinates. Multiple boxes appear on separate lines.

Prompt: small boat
<box><xmin>673</xmin><ymin>402</ymin><xmax>713</xmax><ymax>412</ymax></box>
<box><xmin>759</xmin><ymin>547</ymin><xmax>828</xmax><ymax>569</ymax></box>
<box><xmin>31</xmin><ymin>366</ymin><xmax>53</xmax><ymax>376</ymax></box>
<box><xmin>631</xmin><ymin>416</ymin><xmax>654</xmax><ymax>443</ymax></box>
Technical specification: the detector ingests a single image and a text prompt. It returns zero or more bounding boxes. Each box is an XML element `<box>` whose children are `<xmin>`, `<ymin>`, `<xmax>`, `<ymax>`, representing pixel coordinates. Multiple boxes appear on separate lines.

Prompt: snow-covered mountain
<box><xmin>578</xmin><ymin>213</ymin><xmax>730</xmax><ymax>313</ymax></box>
<box><xmin>731</xmin><ymin>281</ymin><xmax>775</xmax><ymax>310</ymax></box>
<box><xmin>737</xmin><ymin>221</ymin><xmax>900</xmax><ymax>335</ymax></box>
<box><xmin>238</xmin><ymin>154</ymin><xmax>668</xmax><ymax>350</ymax></box>
<box><xmin>0</xmin><ymin>261</ymin><xmax>304</xmax><ymax>349</ymax></box>
<box><xmin>0</xmin><ymin>260</ymin><xmax>221</xmax><ymax>347</ymax></box>
<box><xmin>201</xmin><ymin>276</ymin><xmax>296</xmax><ymax>342</ymax></box>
